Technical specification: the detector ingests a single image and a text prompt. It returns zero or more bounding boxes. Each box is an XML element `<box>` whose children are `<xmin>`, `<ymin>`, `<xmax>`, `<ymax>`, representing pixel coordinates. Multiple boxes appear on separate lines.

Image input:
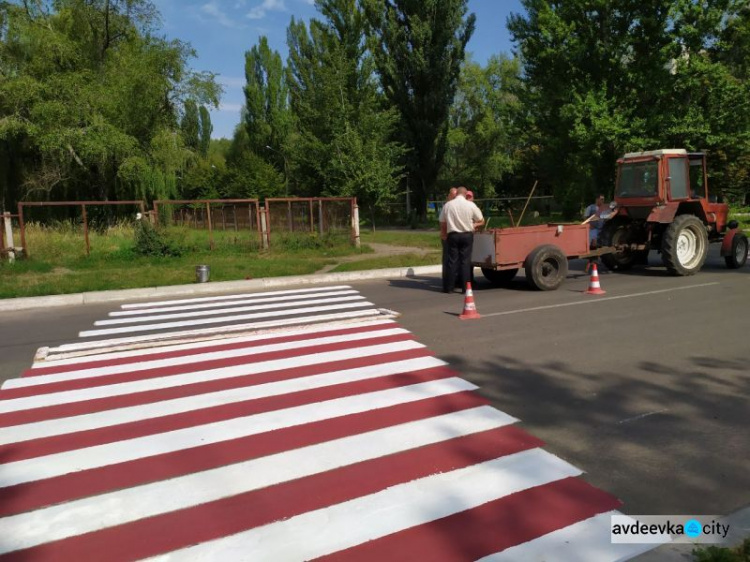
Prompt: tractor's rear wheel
<box><xmin>725</xmin><ymin>233</ymin><xmax>748</xmax><ymax>269</ymax></box>
<box><xmin>598</xmin><ymin>219</ymin><xmax>640</xmax><ymax>271</ymax></box>
<box><xmin>482</xmin><ymin>267</ymin><xmax>518</xmax><ymax>286</ymax></box>
<box><xmin>524</xmin><ymin>245</ymin><xmax>568</xmax><ymax>291</ymax></box>
<box><xmin>661</xmin><ymin>215</ymin><xmax>709</xmax><ymax>275</ymax></box>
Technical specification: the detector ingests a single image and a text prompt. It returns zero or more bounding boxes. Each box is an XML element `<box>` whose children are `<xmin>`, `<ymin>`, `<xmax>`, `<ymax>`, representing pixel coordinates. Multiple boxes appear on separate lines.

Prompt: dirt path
<box><xmin>314</xmin><ymin>243</ymin><xmax>439</xmax><ymax>274</ymax></box>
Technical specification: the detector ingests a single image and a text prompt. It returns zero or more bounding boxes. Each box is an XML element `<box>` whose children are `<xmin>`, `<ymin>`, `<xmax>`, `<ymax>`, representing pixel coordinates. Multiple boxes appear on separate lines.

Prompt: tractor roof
<box><xmin>622</xmin><ymin>149</ymin><xmax>687</xmax><ymax>159</ymax></box>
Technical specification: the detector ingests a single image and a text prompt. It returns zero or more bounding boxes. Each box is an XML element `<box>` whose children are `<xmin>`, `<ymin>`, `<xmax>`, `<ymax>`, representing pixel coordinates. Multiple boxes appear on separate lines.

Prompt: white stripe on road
<box><xmin>479</xmin><ymin>511</ymin><xmax>663</xmax><ymax>562</ymax></box>
<box><xmin>0</xmin><ymin>356</ymin><xmax>446</xmax><ymax>449</ymax></box>
<box><xmin>0</xmin><ymin>406</ymin><xmax>514</xmax><ymax>554</ymax></box>
<box><xmin>34</xmin><ymin>319</ymin><xmax>398</xmax><ymax>368</ymax></box>
<box><xmin>481</xmin><ymin>283</ymin><xmax>720</xmax><ymax>318</ymax></box>
<box><xmin>119</xmin><ymin>286</ymin><xmax>353</xmax><ymax>309</ymax></box>
<box><xmin>0</xmin><ymin>374</ymin><xmax>466</xmax><ymax>488</ymax></box>
<box><xmin>12</xmin><ymin>328</ymin><xmax>410</xmax><ymax>389</ymax></box>
<box><xmin>0</xmin><ymin>340</ymin><xmax>426</xmax><ymax>416</ymax></box>
<box><xmin>95</xmin><ymin>296</ymin><xmax>368</xmax><ymax>326</ymax></box>
<box><xmin>149</xmin><ymin>449</ymin><xmax>578</xmax><ymax>562</ymax></box>
<box><xmin>79</xmin><ymin>302</ymin><xmax>376</xmax><ymax>337</ymax></box>
<box><xmin>52</xmin><ymin>310</ymin><xmax>383</xmax><ymax>353</ymax></box>
<box><xmin>109</xmin><ymin>290</ymin><xmax>360</xmax><ymax>316</ymax></box>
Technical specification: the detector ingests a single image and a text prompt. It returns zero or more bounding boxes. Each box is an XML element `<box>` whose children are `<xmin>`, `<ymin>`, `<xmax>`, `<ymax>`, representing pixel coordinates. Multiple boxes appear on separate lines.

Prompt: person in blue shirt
<box><xmin>584</xmin><ymin>195</ymin><xmax>607</xmax><ymax>247</ymax></box>
<box><xmin>584</xmin><ymin>195</ymin><xmax>608</xmax><ymax>273</ymax></box>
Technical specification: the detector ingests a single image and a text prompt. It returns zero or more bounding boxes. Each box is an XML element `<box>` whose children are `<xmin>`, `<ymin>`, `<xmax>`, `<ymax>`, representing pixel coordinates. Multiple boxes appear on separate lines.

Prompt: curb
<box><xmin>0</xmin><ymin>265</ymin><xmax>443</xmax><ymax>312</ymax></box>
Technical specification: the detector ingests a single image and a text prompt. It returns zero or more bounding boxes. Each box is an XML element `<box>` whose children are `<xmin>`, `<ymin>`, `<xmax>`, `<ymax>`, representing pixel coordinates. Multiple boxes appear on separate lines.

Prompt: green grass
<box><xmin>361</xmin><ymin>230</ymin><xmax>443</xmax><ymax>250</ymax></box>
<box><xmin>0</xmin><ymin>223</ymin><xmax>375</xmax><ymax>299</ymax></box>
<box><xmin>331</xmin><ymin>253</ymin><xmax>440</xmax><ymax>272</ymax></box>
<box><xmin>693</xmin><ymin>538</ymin><xmax>750</xmax><ymax>562</ymax></box>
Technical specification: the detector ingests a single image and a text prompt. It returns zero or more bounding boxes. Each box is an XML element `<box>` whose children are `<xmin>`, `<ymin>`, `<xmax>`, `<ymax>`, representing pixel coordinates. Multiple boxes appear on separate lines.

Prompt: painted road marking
<box><xmin>0</xmin><ymin>286</ymin><xmax>654</xmax><ymax>561</ymax></box>
<box><xmin>481</xmin><ymin>282</ymin><xmax>720</xmax><ymax>318</ymax></box>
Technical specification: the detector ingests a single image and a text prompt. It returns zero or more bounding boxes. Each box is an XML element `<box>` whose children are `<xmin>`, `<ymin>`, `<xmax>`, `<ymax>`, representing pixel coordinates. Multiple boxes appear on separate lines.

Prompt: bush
<box><xmin>694</xmin><ymin>538</ymin><xmax>750</xmax><ymax>562</ymax></box>
<box><xmin>133</xmin><ymin>220</ymin><xmax>182</xmax><ymax>257</ymax></box>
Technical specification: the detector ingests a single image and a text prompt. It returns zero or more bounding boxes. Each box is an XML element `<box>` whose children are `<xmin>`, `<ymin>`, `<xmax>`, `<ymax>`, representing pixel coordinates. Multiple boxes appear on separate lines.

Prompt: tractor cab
<box><xmin>600</xmin><ymin>148</ymin><xmax>746</xmax><ymax>276</ymax></box>
<box><xmin>613</xmin><ymin>149</ymin><xmax>728</xmax><ymax>234</ymax></box>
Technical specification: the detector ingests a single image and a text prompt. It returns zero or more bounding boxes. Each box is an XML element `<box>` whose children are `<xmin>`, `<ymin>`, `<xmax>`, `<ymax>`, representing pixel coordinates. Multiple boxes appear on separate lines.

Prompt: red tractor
<box><xmin>599</xmin><ymin>149</ymin><xmax>748</xmax><ymax>275</ymax></box>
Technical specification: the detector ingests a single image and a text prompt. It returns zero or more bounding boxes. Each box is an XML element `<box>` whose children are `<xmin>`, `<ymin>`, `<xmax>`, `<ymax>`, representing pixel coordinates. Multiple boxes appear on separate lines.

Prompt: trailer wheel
<box><xmin>524</xmin><ymin>245</ymin><xmax>568</xmax><ymax>291</ymax></box>
<box><xmin>662</xmin><ymin>215</ymin><xmax>708</xmax><ymax>275</ymax></box>
<box><xmin>482</xmin><ymin>267</ymin><xmax>518</xmax><ymax>286</ymax></box>
<box><xmin>725</xmin><ymin>233</ymin><xmax>748</xmax><ymax>269</ymax></box>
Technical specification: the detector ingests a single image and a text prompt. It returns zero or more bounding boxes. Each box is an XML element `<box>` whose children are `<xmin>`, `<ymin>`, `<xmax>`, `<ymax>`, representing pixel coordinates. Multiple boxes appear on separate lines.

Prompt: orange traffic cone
<box><xmin>459</xmin><ymin>282</ymin><xmax>481</xmax><ymax>320</ymax></box>
<box><xmin>584</xmin><ymin>263</ymin><xmax>606</xmax><ymax>295</ymax></box>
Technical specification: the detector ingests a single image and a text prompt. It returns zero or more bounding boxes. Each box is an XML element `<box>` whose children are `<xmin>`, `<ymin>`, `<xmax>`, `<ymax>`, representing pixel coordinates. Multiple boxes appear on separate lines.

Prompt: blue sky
<box><xmin>151</xmin><ymin>0</ymin><xmax>525</xmax><ymax>139</ymax></box>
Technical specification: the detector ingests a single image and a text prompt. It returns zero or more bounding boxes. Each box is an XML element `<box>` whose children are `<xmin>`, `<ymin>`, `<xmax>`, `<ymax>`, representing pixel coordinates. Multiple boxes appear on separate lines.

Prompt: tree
<box><xmin>199</xmin><ymin>105</ymin><xmax>212</xmax><ymax>157</ymax></box>
<box><xmin>285</xmin><ymin>0</ymin><xmax>405</xmax><ymax>207</ymax></box>
<box><xmin>508</xmin><ymin>0</ymin><xmax>750</xmax><ymax>213</ymax></box>
<box><xmin>0</xmin><ymin>0</ymin><xmax>220</xmax><ymax>208</ymax></box>
<box><xmin>363</xmin><ymin>0</ymin><xmax>475</xmax><ymax>218</ymax></box>
<box><xmin>240</xmin><ymin>36</ymin><xmax>292</xmax><ymax>195</ymax></box>
<box><xmin>181</xmin><ymin>100</ymin><xmax>200</xmax><ymax>152</ymax></box>
<box><xmin>442</xmin><ymin>55</ymin><xmax>523</xmax><ymax>198</ymax></box>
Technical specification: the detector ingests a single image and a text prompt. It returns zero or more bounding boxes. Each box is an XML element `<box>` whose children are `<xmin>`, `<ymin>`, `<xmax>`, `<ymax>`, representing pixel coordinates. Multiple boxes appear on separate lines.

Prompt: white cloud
<box><xmin>200</xmin><ymin>2</ymin><xmax>245</xmax><ymax>28</ymax></box>
<box><xmin>247</xmin><ymin>0</ymin><xmax>287</xmax><ymax>20</ymax></box>
<box><xmin>219</xmin><ymin>103</ymin><xmax>244</xmax><ymax>112</ymax></box>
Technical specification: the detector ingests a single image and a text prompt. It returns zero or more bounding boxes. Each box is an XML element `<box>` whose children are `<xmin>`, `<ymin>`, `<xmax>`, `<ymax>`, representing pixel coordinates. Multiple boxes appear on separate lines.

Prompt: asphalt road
<box><xmin>1</xmin><ymin>246</ymin><xmax>748</xmax><ymax>522</ymax></box>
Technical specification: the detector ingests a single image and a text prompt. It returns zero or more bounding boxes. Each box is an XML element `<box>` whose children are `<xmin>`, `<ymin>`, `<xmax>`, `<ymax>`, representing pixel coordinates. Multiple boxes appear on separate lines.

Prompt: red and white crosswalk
<box><xmin>0</xmin><ymin>285</ymin><xmax>657</xmax><ymax>561</ymax></box>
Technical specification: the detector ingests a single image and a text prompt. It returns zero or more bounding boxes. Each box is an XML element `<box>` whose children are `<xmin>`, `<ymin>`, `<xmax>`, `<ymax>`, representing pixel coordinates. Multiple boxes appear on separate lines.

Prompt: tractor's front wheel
<box><xmin>662</xmin><ymin>215</ymin><xmax>709</xmax><ymax>275</ymax></box>
<box><xmin>725</xmin><ymin>233</ymin><xmax>748</xmax><ymax>269</ymax></box>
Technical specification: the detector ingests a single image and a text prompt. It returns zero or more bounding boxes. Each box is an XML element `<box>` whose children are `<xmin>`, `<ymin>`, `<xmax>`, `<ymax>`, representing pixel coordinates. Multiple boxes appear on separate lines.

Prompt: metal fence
<box><xmin>7</xmin><ymin>197</ymin><xmax>361</xmax><ymax>257</ymax></box>
<box><xmin>153</xmin><ymin>199</ymin><xmax>262</xmax><ymax>250</ymax></box>
<box><xmin>17</xmin><ymin>201</ymin><xmax>146</xmax><ymax>257</ymax></box>
<box><xmin>265</xmin><ymin>198</ymin><xmax>357</xmax><ymax>244</ymax></box>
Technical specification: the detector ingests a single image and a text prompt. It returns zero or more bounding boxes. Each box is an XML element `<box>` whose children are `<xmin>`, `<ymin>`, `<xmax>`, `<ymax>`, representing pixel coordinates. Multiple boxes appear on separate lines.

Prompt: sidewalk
<box><xmin>0</xmin><ymin>264</ymin><xmax>443</xmax><ymax>312</ymax></box>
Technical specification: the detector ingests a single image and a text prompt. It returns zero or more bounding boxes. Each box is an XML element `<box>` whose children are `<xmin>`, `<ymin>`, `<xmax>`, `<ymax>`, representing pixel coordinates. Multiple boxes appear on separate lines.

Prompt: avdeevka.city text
<box><xmin>612</xmin><ymin>520</ymin><xmax>730</xmax><ymax>539</ymax></box>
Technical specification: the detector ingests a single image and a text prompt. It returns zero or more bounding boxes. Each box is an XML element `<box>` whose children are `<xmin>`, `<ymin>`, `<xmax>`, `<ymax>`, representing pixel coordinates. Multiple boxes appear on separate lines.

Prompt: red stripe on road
<box><xmin>0</xmin><ymin>390</ymin><xmax>490</xmax><ymax>518</ymax></box>
<box><xmin>0</xmin><ymin>363</ymin><xmax>453</xmax><ymax>463</ymax></box>
<box><xmin>24</xmin><ymin>322</ymin><xmax>399</xmax><ymax>377</ymax></box>
<box><xmin>0</xmin><ymin>427</ymin><xmax>540</xmax><ymax>561</ymax></box>
<box><xmin>0</xmin><ymin>348</ymin><xmax>433</xmax><ymax>428</ymax></box>
<box><xmin>318</xmin><ymin>477</ymin><xmax>622</xmax><ymax>562</ymax></box>
<box><xmin>3</xmin><ymin>333</ymin><xmax>416</xmax><ymax>398</ymax></box>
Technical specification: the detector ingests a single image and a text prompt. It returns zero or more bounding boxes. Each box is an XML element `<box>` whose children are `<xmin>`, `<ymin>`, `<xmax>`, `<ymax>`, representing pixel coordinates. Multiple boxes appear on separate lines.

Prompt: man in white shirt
<box><xmin>439</xmin><ymin>186</ymin><xmax>484</xmax><ymax>293</ymax></box>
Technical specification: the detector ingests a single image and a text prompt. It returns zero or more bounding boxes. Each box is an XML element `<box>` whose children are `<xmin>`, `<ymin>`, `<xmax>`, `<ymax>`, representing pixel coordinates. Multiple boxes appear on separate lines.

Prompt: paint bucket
<box><xmin>195</xmin><ymin>265</ymin><xmax>210</xmax><ymax>283</ymax></box>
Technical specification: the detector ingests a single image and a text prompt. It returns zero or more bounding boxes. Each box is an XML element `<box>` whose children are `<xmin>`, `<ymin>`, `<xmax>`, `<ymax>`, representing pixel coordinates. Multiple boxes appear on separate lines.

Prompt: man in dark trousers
<box><xmin>439</xmin><ymin>186</ymin><xmax>484</xmax><ymax>293</ymax></box>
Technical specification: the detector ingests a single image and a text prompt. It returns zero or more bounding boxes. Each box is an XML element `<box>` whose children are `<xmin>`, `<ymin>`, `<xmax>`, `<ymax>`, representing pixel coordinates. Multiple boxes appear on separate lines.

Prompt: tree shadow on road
<box><xmin>438</xmin><ymin>351</ymin><xmax>750</xmax><ymax>517</ymax></box>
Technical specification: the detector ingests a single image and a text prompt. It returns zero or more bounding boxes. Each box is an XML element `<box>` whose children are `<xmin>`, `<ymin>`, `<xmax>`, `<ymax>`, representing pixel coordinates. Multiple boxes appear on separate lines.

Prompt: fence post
<box><xmin>260</xmin><ymin>207</ymin><xmax>269</xmax><ymax>250</ymax></box>
<box><xmin>287</xmin><ymin>200</ymin><xmax>293</xmax><ymax>232</ymax></box>
<box><xmin>318</xmin><ymin>200</ymin><xmax>324</xmax><ymax>236</ymax></box>
<box><xmin>352</xmin><ymin>200</ymin><xmax>360</xmax><ymax>249</ymax></box>
<box><xmin>3</xmin><ymin>212</ymin><xmax>15</xmax><ymax>263</ymax></box>
<box><xmin>309</xmin><ymin>199</ymin><xmax>314</xmax><ymax>233</ymax></box>
<box><xmin>18</xmin><ymin>204</ymin><xmax>27</xmax><ymax>257</ymax></box>
<box><xmin>82</xmin><ymin>204</ymin><xmax>90</xmax><ymax>256</ymax></box>
<box><xmin>206</xmin><ymin>202</ymin><xmax>214</xmax><ymax>250</ymax></box>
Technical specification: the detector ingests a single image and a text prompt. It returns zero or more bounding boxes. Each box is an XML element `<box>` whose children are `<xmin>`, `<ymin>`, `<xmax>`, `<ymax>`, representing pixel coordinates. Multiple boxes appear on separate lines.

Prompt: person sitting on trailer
<box><xmin>440</xmin><ymin>186</ymin><xmax>484</xmax><ymax>294</ymax></box>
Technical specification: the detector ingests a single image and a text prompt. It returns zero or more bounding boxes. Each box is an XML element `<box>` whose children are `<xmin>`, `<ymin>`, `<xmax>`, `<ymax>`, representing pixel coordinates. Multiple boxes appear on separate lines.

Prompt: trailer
<box><xmin>472</xmin><ymin>223</ymin><xmax>608</xmax><ymax>291</ymax></box>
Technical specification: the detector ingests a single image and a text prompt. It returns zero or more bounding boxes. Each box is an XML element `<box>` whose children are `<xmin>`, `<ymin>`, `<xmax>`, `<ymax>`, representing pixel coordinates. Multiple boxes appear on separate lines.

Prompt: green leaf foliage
<box><xmin>0</xmin><ymin>0</ymin><xmax>220</xmax><ymax>210</ymax></box>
